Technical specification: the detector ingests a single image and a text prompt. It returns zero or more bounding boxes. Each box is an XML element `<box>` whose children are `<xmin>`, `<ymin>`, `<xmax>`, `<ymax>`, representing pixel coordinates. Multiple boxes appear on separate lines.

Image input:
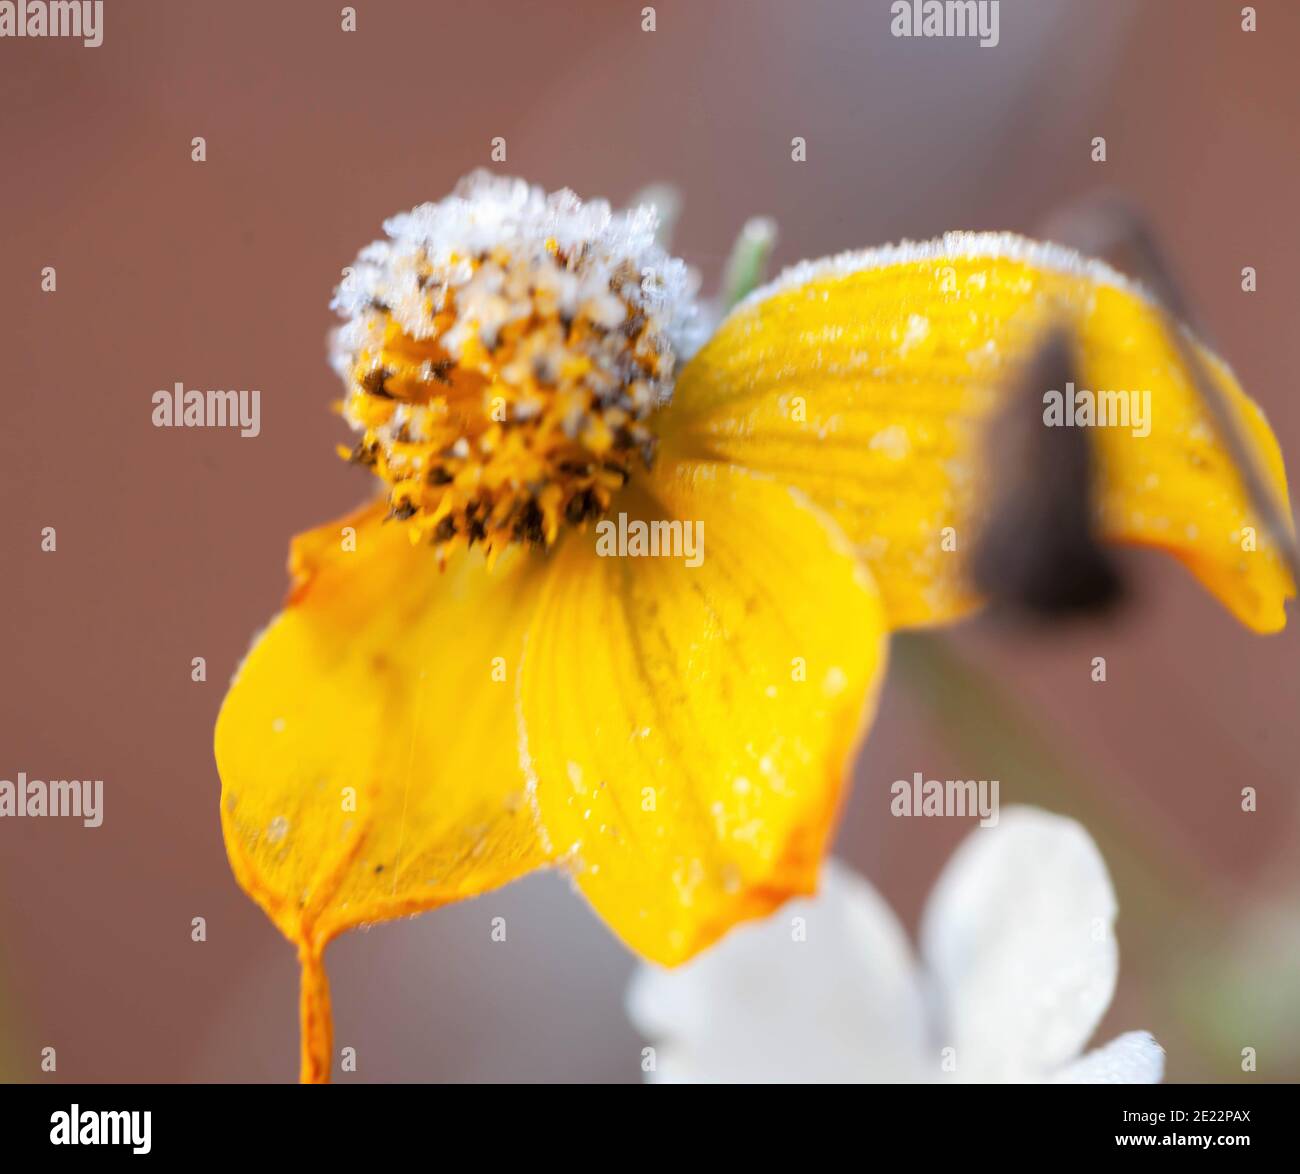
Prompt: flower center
<box><xmin>330</xmin><ymin>173</ymin><xmax>699</xmax><ymax>558</ymax></box>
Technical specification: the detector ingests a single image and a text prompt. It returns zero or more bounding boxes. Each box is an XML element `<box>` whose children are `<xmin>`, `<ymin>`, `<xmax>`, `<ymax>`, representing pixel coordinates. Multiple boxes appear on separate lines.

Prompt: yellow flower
<box><xmin>214</xmin><ymin>173</ymin><xmax>1294</xmax><ymax>1082</ymax></box>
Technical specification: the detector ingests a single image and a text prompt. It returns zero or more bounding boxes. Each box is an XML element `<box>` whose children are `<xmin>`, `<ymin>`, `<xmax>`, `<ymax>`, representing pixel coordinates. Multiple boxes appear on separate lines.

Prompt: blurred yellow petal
<box><xmin>666</xmin><ymin>234</ymin><xmax>1294</xmax><ymax>631</ymax></box>
<box><xmin>519</xmin><ymin>461</ymin><xmax>888</xmax><ymax>966</ymax></box>
<box><xmin>215</xmin><ymin>503</ymin><xmax>551</xmax><ymax>1081</ymax></box>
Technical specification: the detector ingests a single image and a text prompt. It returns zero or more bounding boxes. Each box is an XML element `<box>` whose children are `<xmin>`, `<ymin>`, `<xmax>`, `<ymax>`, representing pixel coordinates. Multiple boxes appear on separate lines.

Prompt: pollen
<box><xmin>329</xmin><ymin>172</ymin><xmax>701</xmax><ymax>559</ymax></box>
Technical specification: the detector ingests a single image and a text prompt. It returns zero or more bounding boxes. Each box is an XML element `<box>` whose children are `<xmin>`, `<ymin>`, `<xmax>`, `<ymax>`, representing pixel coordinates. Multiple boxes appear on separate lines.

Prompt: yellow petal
<box><xmin>215</xmin><ymin>502</ymin><xmax>551</xmax><ymax>1081</ymax></box>
<box><xmin>667</xmin><ymin>234</ymin><xmax>1295</xmax><ymax>631</ymax></box>
<box><xmin>518</xmin><ymin>461</ymin><xmax>888</xmax><ymax>966</ymax></box>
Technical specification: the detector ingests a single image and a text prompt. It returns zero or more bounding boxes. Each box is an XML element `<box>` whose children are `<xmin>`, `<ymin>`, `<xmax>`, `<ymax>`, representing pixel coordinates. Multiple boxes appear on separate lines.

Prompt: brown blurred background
<box><xmin>1</xmin><ymin>0</ymin><xmax>1297</xmax><ymax>1082</ymax></box>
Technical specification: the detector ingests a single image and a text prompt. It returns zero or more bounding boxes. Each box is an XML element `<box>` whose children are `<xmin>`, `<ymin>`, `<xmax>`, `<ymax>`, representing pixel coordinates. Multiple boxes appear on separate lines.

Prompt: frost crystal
<box><xmin>730</xmin><ymin>231</ymin><xmax>1152</xmax><ymax>319</ymax></box>
<box><xmin>331</xmin><ymin>170</ymin><xmax>700</xmax><ymax>380</ymax></box>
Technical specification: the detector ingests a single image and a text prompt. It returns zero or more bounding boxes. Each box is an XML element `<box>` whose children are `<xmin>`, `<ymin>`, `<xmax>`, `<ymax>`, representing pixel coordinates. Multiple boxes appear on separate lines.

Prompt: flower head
<box><xmin>629</xmin><ymin>807</ymin><xmax>1165</xmax><ymax>1084</ymax></box>
<box><xmin>330</xmin><ymin>171</ymin><xmax>700</xmax><ymax>555</ymax></box>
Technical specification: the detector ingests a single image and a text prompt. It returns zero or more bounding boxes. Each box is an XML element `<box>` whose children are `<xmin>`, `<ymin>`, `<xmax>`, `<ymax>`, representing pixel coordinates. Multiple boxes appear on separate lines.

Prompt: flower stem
<box><xmin>298</xmin><ymin>943</ymin><xmax>332</xmax><ymax>1085</ymax></box>
<box><xmin>720</xmin><ymin>217</ymin><xmax>778</xmax><ymax>311</ymax></box>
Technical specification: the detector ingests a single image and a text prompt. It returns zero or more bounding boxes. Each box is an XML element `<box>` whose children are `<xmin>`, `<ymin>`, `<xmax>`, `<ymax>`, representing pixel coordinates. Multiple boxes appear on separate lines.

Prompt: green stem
<box><xmin>720</xmin><ymin>216</ymin><xmax>778</xmax><ymax>311</ymax></box>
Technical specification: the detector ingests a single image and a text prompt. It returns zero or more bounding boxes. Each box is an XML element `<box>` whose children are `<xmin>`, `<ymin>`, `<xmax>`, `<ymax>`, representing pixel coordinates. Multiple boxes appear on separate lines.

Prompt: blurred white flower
<box><xmin>627</xmin><ymin>806</ymin><xmax>1163</xmax><ymax>1083</ymax></box>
